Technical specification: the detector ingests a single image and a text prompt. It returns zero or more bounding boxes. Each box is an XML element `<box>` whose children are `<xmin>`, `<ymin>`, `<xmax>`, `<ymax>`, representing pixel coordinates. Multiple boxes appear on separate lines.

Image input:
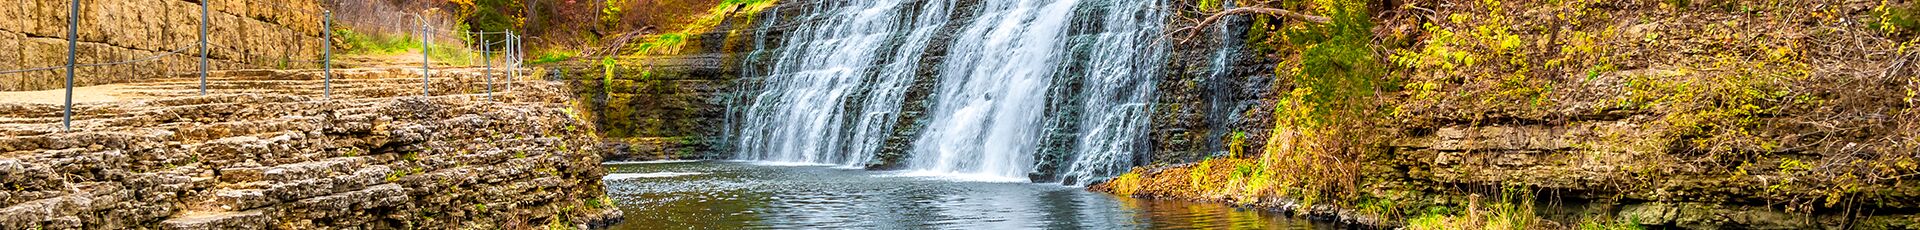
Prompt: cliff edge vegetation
<box><xmin>1097</xmin><ymin>0</ymin><xmax>1920</xmax><ymax>229</ymax></box>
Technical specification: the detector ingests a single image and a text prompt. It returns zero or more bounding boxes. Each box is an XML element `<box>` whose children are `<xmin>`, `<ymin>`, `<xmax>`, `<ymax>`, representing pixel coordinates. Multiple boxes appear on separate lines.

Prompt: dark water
<box><xmin>602</xmin><ymin>161</ymin><xmax>1333</xmax><ymax>229</ymax></box>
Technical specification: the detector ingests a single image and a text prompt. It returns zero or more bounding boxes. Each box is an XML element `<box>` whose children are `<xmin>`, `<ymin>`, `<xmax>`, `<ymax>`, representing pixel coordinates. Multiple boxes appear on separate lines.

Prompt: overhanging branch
<box><xmin>1169</xmin><ymin>7</ymin><xmax>1332</xmax><ymax>44</ymax></box>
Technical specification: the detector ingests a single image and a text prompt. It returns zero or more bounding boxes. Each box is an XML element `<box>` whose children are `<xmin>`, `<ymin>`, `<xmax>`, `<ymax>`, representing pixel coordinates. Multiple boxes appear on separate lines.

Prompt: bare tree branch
<box><xmin>1171</xmin><ymin>7</ymin><xmax>1332</xmax><ymax>44</ymax></box>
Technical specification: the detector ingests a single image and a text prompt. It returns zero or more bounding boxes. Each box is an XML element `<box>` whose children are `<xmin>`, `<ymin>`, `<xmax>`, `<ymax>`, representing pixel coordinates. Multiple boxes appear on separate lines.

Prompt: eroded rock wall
<box><xmin>554</xmin><ymin>1</ymin><xmax>804</xmax><ymax>161</ymax></box>
<box><xmin>0</xmin><ymin>0</ymin><xmax>328</xmax><ymax>91</ymax></box>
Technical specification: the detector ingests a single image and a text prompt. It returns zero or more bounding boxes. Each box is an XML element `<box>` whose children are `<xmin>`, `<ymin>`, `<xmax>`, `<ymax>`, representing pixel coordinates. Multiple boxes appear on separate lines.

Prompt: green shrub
<box><xmin>336</xmin><ymin>28</ymin><xmax>421</xmax><ymax>55</ymax></box>
<box><xmin>529</xmin><ymin>51</ymin><xmax>576</xmax><ymax>65</ymax></box>
<box><xmin>336</xmin><ymin>28</ymin><xmax>473</xmax><ymax>65</ymax></box>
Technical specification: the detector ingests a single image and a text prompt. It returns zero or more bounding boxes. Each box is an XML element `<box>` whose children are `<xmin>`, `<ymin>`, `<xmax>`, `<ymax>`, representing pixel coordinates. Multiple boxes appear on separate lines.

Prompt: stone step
<box><xmin>0</xmin><ymin>194</ymin><xmax>87</xmax><ymax>225</ymax></box>
<box><xmin>0</xmin><ymin>96</ymin><xmax>532</xmax><ymax>137</ymax></box>
<box><xmin>168</xmin><ymin>118</ymin><xmax>324</xmax><ymax>143</ymax></box>
<box><xmin>0</xmin><ymin>91</ymin><xmax>552</xmax><ymax>138</ymax></box>
<box><xmin>186</xmin><ymin>189</ymin><xmax>270</xmax><ymax>212</ymax></box>
<box><xmin>159</xmin><ymin>210</ymin><xmax>271</xmax><ymax>230</ymax></box>
<box><xmin>285</xmin><ymin>184</ymin><xmax>408</xmax><ymax>218</ymax></box>
<box><xmin>217</xmin><ymin>157</ymin><xmax>367</xmax><ymax>184</ymax></box>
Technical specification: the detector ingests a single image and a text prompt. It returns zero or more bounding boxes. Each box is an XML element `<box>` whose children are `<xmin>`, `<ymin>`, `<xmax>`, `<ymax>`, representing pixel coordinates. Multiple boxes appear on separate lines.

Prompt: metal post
<box><xmin>483</xmin><ymin>36</ymin><xmax>493</xmax><ymax>101</ymax></box>
<box><xmin>322</xmin><ymin>10</ymin><xmax>333</xmax><ymax>100</ymax></box>
<box><xmin>63</xmin><ymin>0</ymin><xmax>77</xmax><ymax>131</ymax></box>
<box><xmin>515</xmin><ymin>34</ymin><xmax>522</xmax><ymax>82</ymax></box>
<box><xmin>419</xmin><ymin>15</ymin><xmax>430</xmax><ymax>97</ymax></box>
<box><xmin>199</xmin><ymin>0</ymin><xmax>209</xmax><ymax>95</ymax></box>
<box><xmin>503</xmin><ymin>32</ymin><xmax>513</xmax><ymax>92</ymax></box>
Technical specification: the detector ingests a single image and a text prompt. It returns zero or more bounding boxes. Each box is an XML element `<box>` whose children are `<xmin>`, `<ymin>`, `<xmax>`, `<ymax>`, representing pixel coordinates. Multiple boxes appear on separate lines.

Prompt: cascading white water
<box><xmin>737</xmin><ymin>0</ymin><xmax>1168</xmax><ymax>183</ymax></box>
<box><xmin>1057</xmin><ymin>0</ymin><xmax>1170</xmax><ymax>185</ymax></box>
<box><xmin>846</xmin><ymin>0</ymin><xmax>952</xmax><ymax>167</ymax></box>
<box><xmin>736</xmin><ymin>0</ymin><xmax>950</xmax><ymax>167</ymax></box>
<box><xmin>907</xmin><ymin>0</ymin><xmax>1081</xmax><ymax>180</ymax></box>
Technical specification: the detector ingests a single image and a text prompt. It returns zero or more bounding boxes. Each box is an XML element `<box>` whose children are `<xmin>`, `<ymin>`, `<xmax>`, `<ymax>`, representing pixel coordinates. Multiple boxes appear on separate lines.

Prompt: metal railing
<box><xmin>0</xmin><ymin>0</ymin><xmax>524</xmax><ymax>132</ymax></box>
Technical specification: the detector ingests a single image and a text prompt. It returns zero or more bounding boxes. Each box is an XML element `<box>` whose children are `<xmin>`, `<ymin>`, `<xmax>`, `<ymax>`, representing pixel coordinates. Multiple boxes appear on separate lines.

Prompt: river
<box><xmin>602</xmin><ymin>161</ymin><xmax>1335</xmax><ymax>229</ymax></box>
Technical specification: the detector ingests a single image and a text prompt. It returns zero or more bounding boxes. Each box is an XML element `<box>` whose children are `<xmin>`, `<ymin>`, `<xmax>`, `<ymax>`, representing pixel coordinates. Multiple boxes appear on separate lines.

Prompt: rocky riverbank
<box><xmin>0</xmin><ymin>68</ymin><xmax>621</xmax><ymax>229</ymax></box>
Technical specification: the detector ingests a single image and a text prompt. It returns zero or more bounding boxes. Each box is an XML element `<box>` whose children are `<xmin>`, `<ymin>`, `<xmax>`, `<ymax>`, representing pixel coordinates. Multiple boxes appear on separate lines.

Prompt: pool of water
<box><xmin>601</xmin><ymin>161</ymin><xmax>1335</xmax><ymax>229</ymax></box>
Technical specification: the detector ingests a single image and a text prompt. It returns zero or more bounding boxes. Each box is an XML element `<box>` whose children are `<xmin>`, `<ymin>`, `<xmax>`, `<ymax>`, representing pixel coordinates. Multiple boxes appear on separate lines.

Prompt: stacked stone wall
<box><xmin>0</xmin><ymin>0</ymin><xmax>328</xmax><ymax>91</ymax></box>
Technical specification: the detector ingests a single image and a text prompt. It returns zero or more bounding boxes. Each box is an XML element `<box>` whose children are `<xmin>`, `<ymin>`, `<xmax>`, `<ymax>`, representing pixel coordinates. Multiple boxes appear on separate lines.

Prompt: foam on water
<box><xmin>603</xmin><ymin>172</ymin><xmax>708</xmax><ymax>180</ymax></box>
<box><xmin>877</xmin><ymin>170</ymin><xmax>1030</xmax><ymax>183</ymax></box>
<box><xmin>602</xmin><ymin>160</ymin><xmax>704</xmax><ymax>165</ymax></box>
<box><xmin>747</xmin><ymin>161</ymin><xmax>844</xmax><ymax>167</ymax></box>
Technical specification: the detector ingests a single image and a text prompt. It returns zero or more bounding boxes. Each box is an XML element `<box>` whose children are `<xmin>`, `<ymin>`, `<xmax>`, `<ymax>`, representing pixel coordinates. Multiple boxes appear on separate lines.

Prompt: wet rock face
<box><xmin>1148</xmin><ymin>15</ymin><xmax>1278</xmax><ymax>166</ymax></box>
<box><xmin>0</xmin><ymin>70</ymin><xmax>620</xmax><ymax>229</ymax></box>
<box><xmin>551</xmin><ymin>60</ymin><xmax>734</xmax><ymax>161</ymax></box>
<box><xmin>551</xmin><ymin>0</ymin><xmax>805</xmax><ymax>161</ymax></box>
<box><xmin>0</xmin><ymin>0</ymin><xmax>329</xmax><ymax>91</ymax></box>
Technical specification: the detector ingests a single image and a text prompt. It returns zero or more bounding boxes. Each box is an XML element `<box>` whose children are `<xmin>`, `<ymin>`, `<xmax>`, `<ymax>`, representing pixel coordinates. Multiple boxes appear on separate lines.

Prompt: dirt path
<box><xmin>0</xmin><ymin>84</ymin><xmax>135</xmax><ymax>104</ymax></box>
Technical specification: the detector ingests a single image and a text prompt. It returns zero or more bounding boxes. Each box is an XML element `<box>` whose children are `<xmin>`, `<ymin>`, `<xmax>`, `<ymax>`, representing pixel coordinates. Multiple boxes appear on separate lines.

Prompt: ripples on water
<box><xmin>602</xmin><ymin>161</ymin><xmax>1334</xmax><ymax>229</ymax></box>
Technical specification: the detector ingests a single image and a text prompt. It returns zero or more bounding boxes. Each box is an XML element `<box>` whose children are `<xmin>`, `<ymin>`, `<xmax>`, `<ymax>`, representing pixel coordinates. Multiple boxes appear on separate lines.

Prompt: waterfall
<box><xmin>736</xmin><ymin>0</ymin><xmax>949</xmax><ymax>167</ymax></box>
<box><xmin>735</xmin><ymin>0</ymin><xmax>1168</xmax><ymax>184</ymax></box>
<box><xmin>907</xmin><ymin>0</ymin><xmax>1081</xmax><ymax>180</ymax></box>
<box><xmin>1054</xmin><ymin>0</ymin><xmax>1169</xmax><ymax>185</ymax></box>
<box><xmin>1203</xmin><ymin>0</ymin><xmax>1249</xmax><ymax>158</ymax></box>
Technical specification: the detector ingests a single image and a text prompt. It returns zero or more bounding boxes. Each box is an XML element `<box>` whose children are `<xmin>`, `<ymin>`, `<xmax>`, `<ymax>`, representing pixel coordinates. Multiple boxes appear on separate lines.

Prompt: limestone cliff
<box><xmin>1098</xmin><ymin>0</ymin><xmax>1920</xmax><ymax>229</ymax></box>
<box><xmin>546</xmin><ymin>1</ymin><xmax>782</xmax><ymax>162</ymax></box>
<box><xmin>0</xmin><ymin>0</ymin><xmax>329</xmax><ymax>91</ymax></box>
<box><xmin>0</xmin><ymin>69</ymin><xmax>620</xmax><ymax>229</ymax></box>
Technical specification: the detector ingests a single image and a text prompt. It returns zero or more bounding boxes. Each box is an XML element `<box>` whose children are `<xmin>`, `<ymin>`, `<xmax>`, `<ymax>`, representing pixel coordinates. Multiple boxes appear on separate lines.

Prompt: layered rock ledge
<box><xmin>0</xmin><ymin>69</ymin><xmax>621</xmax><ymax>229</ymax></box>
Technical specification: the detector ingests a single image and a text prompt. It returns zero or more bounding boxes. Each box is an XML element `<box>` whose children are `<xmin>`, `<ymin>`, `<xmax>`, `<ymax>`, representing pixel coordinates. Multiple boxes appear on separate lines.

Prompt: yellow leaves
<box><xmin>1902</xmin><ymin>74</ymin><xmax>1920</xmax><ymax>106</ymax></box>
<box><xmin>1497</xmin><ymin>34</ymin><xmax>1523</xmax><ymax>52</ymax></box>
<box><xmin>1480</xmin><ymin>0</ymin><xmax>1504</xmax><ymax>10</ymax></box>
<box><xmin>1188</xmin><ymin>161</ymin><xmax>1214</xmax><ymax>193</ymax></box>
<box><xmin>1410</xmin><ymin>81</ymin><xmax>1442</xmax><ymax>100</ymax></box>
<box><xmin>1906</xmin><ymin>78</ymin><xmax>1918</xmax><ymax>104</ymax></box>
<box><xmin>1454</xmin><ymin>52</ymin><xmax>1477</xmax><ymax>69</ymax></box>
<box><xmin>1659</xmin><ymin>0</ymin><xmax>1683</xmax><ymax>10</ymax></box>
<box><xmin>1899</xmin><ymin>40</ymin><xmax>1914</xmax><ymax>55</ymax></box>
<box><xmin>1778</xmin><ymin>158</ymin><xmax>1811</xmax><ymax>174</ymax></box>
<box><xmin>1196</xmin><ymin>0</ymin><xmax>1223</xmax><ymax>11</ymax></box>
<box><xmin>1309</xmin><ymin>0</ymin><xmax>1347</xmax><ymax>13</ymax></box>
<box><xmin>446</xmin><ymin>0</ymin><xmax>481</xmax><ymax>17</ymax></box>
<box><xmin>1766</xmin><ymin>45</ymin><xmax>1797</xmax><ymax>62</ymax></box>
<box><xmin>1110</xmin><ymin>170</ymin><xmax>1145</xmax><ymax>196</ymax></box>
<box><xmin>1733</xmin><ymin>161</ymin><xmax>1752</xmax><ymax>178</ymax></box>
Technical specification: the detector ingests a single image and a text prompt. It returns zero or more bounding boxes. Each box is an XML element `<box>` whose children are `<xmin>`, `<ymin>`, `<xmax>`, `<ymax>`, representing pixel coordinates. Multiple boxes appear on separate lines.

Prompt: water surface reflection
<box><xmin>604</xmin><ymin>161</ymin><xmax>1333</xmax><ymax>229</ymax></box>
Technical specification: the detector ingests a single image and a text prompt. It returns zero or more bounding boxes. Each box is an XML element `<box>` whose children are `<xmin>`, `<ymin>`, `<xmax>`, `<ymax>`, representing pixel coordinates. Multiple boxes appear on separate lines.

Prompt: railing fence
<box><xmin>0</xmin><ymin>0</ymin><xmax>524</xmax><ymax>132</ymax></box>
